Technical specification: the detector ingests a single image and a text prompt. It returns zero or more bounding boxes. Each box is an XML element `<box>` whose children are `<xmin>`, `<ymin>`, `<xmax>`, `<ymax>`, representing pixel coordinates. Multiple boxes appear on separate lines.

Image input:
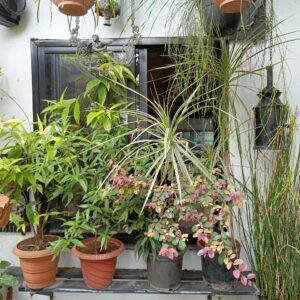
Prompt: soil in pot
<box><xmin>72</xmin><ymin>237</ymin><xmax>125</xmax><ymax>289</ymax></box>
<box><xmin>198</xmin><ymin>240</ymin><xmax>241</xmax><ymax>291</ymax></box>
<box><xmin>13</xmin><ymin>235</ymin><xmax>60</xmax><ymax>289</ymax></box>
<box><xmin>147</xmin><ymin>251</ymin><xmax>185</xmax><ymax>292</ymax></box>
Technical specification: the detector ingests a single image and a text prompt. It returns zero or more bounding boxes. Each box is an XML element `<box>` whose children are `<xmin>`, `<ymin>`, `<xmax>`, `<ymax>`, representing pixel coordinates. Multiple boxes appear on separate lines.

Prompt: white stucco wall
<box><xmin>1</xmin><ymin>0</ymin><xmax>299</xmax><ymax>299</ymax></box>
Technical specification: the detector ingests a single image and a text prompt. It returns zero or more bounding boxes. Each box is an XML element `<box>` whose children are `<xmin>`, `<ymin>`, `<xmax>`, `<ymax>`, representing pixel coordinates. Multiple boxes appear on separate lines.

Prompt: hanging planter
<box><xmin>147</xmin><ymin>251</ymin><xmax>185</xmax><ymax>292</ymax></box>
<box><xmin>212</xmin><ymin>0</ymin><xmax>251</xmax><ymax>14</ymax></box>
<box><xmin>0</xmin><ymin>194</ymin><xmax>10</xmax><ymax>228</ymax></box>
<box><xmin>72</xmin><ymin>237</ymin><xmax>125</xmax><ymax>289</ymax></box>
<box><xmin>13</xmin><ymin>235</ymin><xmax>60</xmax><ymax>289</ymax></box>
<box><xmin>98</xmin><ymin>0</ymin><xmax>121</xmax><ymax>26</ymax></box>
<box><xmin>52</xmin><ymin>0</ymin><xmax>95</xmax><ymax>17</ymax></box>
<box><xmin>198</xmin><ymin>240</ymin><xmax>241</xmax><ymax>291</ymax></box>
<box><xmin>204</xmin><ymin>2</ymin><xmax>241</xmax><ymax>37</ymax></box>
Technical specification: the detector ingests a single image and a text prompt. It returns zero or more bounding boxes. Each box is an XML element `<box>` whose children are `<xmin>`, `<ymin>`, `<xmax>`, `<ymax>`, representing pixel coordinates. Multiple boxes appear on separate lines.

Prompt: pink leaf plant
<box><xmin>197</xmin><ymin>246</ymin><xmax>216</xmax><ymax>259</ymax></box>
<box><xmin>159</xmin><ymin>248</ymin><xmax>176</xmax><ymax>260</ymax></box>
<box><xmin>232</xmin><ymin>259</ymin><xmax>256</xmax><ymax>286</ymax></box>
<box><xmin>178</xmin><ymin>173</ymin><xmax>255</xmax><ymax>287</ymax></box>
<box><xmin>141</xmin><ymin>184</ymin><xmax>188</xmax><ymax>261</ymax></box>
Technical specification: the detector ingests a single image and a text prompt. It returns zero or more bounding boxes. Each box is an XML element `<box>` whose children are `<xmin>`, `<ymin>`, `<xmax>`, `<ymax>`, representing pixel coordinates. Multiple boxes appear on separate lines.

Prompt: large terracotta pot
<box><xmin>72</xmin><ymin>237</ymin><xmax>125</xmax><ymax>289</ymax></box>
<box><xmin>0</xmin><ymin>194</ymin><xmax>10</xmax><ymax>228</ymax></box>
<box><xmin>212</xmin><ymin>0</ymin><xmax>251</xmax><ymax>13</ymax></box>
<box><xmin>13</xmin><ymin>235</ymin><xmax>60</xmax><ymax>289</ymax></box>
<box><xmin>52</xmin><ymin>0</ymin><xmax>95</xmax><ymax>16</ymax></box>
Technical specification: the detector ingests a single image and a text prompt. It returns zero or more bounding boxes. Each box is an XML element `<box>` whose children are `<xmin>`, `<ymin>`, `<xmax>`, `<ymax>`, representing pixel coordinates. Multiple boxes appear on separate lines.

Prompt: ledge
<box><xmin>8</xmin><ymin>267</ymin><xmax>259</xmax><ymax>296</ymax></box>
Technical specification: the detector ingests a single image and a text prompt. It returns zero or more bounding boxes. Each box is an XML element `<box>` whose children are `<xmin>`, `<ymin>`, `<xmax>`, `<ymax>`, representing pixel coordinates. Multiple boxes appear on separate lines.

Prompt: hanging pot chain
<box><xmin>122</xmin><ymin>0</ymin><xmax>141</xmax><ymax>64</ymax></box>
<box><xmin>130</xmin><ymin>0</ymin><xmax>141</xmax><ymax>43</ymax></box>
<box><xmin>70</xmin><ymin>17</ymin><xmax>81</xmax><ymax>46</ymax></box>
<box><xmin>269</xmin><ymin>0</ymin><xmax>274</xmax><ymax>67</ymax></box>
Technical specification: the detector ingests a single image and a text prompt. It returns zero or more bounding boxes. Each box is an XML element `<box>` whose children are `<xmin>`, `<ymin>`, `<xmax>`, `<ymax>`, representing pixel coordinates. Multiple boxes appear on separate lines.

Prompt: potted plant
<box><xmin>51</xmin><ymin>0</ymin><xmax>95</xmax><ymax>16</ymax></box>
<box><xmin>135</xmin><ymin>184</ymin><xmax>188</xmax><ymax>292</ymax></box>
<box><xmin>0</xmin><ymin>118</ymin><xmax>82</xmax><ymax>289</ymax></box>
<box><xmin>51</xmin><ymin>169</ymin><xmax>149</xmax><ymax>289</ymax></box>
<box><xmin>181</xmin><ymin>173</ymin><xmax>256</xmax><ymax>291</ymax></box>
<box><xmin>203</xmin><ymin>0</ymin><xmax>241</xmax><ymax>37</ymax></box>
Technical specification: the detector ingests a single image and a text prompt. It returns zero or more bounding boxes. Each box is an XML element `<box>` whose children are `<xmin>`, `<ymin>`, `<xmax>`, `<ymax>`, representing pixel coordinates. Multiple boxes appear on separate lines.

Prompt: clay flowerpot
<box><xmin>72</xmin><ymin>237</ymin><xmax>125</xmax><ymax>289</ymax></box>
<box><xmin>212</xmin><ymin>0</ymin><xmax>251</xmax><ymax>13</ymax></box>
<box><xmin>13</xmin><ymin>235</ymin><xmax>60</xmax><ymax>289</ymax></box>
<box><xmin>147</xmin><ymin>251</ymin><xmax>185</xmax><ymax>292</ymax></box>
<box><xmin>52</xmin><ymin>0</ymin><xmax>95</xmax><ymax>16</ymax></box>
<box><xmin>0</xmin><ymin>194</ymin><xmax>10</xmax><ymax>228</ymax></box>
<box><xmin>198</xmin><ymin>240</ymin><xmax>241</xmax><ymax>291</ymax></box>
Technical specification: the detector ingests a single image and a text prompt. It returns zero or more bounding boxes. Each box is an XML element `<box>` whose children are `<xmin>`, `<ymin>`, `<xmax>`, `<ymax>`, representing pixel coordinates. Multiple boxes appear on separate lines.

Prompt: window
<box><xmin>31</xmin><ymin>38</ymin><xmax>217</xmax><ymax>148</ymax></box>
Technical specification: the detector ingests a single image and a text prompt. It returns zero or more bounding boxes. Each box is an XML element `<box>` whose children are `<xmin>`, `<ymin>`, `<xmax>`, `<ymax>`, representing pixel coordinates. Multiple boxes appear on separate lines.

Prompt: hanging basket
<box><xmin>205</xmin><ymin>3</ymin><xmax>241</xmax><ymax>37</ymax></box>
<box><xmin>0</xmin><ymin>194</ymin><xmax>10</xmax><ymax>228</ymax></box>
<box><xmin>212</xmin><ymin>0</ymin><xmax>251</xmax><ymax>14</ymax></box>
<box><xmin>52</xmin><ymin>0</ymin><xmax>95</xmax><ymax>17</ymax></box>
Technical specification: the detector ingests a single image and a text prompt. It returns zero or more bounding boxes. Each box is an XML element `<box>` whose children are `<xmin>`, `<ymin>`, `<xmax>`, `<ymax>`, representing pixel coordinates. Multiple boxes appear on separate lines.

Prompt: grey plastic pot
<box><xmin>147</xmin><ymin>251</ymin><xmax>185</xmax><ymax>292</ymax></box>
<box><xmin>198</xmin><ymin>240</ymin><xmax>241</xmax><ymax>291</ymax></box>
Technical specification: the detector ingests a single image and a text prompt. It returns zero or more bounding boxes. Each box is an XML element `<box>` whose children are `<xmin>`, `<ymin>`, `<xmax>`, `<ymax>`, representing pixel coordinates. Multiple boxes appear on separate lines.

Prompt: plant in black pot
<box><xmin>135</xmin><ymin>184</ymin><xmax>188</xmax><ymax>292</ymax></box>
<box><xmin>185</xmin><ymin>173</ymin><xmax>255</xmax><ymax>291</ymax></box>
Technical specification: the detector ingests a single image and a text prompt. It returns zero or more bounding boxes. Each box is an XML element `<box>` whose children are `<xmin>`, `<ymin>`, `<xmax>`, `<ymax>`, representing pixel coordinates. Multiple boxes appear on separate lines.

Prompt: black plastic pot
<box><xmin>147</xmin><ymin>251</ymin><xmax>185</xmax><ymax>292</ymax></box>
<box><xmin>204</xmin><ymin>3</ymin><xmax>241</xmax><ymax>37</ymax></box>
<box><xmin>199</xmin><ymin>240</ymin><xmax>241</xmax><ymax>291</ymax></box>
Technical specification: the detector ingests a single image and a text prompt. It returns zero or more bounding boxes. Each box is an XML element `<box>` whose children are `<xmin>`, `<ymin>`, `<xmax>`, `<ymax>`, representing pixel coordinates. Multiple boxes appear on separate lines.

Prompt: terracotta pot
<box><xmin>212</xmin><ymin>0</ymin><xmax>251</xmax><ymax>13</ymax></box>
<box><xmin>13</xmin><ymin>235</ymin><xmax>60</xmax><ymax>289</ymax></box>
<box><xmin>197</xmin><ymin>239</ymin><xmax>241</xmax><ymax>291</ymax></box>
<box><xmin>72</xmin><ymin>237</ymin><xmax>125</xmax><ymax>289</ymax></box>
<box><xmin>52</xmin><ymin>0</ymin><xmax>95</xmax><ymax>16</ymax></box>
<box><xmin>0</xmin><ymin>194</ymin><xmax>10</xmax><ymax>228</ymax></box>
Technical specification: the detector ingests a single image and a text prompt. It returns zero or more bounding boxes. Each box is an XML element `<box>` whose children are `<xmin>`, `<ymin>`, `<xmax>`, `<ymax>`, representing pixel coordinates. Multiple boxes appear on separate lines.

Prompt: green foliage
<box><xmin>47</xmin><ymin>52</ymin><xmax>141</xmax><ymax>255</ymax></box>
<box><xmin>43</xmin><ymin>53</ymin><xmax>135</xmax><ymax>132</ymax></box>
<box><xmin>52</xmin><ymin>170</ymin><xmax>149</xmax><ymax>256</ymax></box>
<box><xmin>0</xmin><ymin>118</ymin><xmax>84</xmax><ymax>249</ymax></box>
<box><xmin>135</xmin><ymin>185</ymin><xmax>188</xmax><ymax>262</ymax></box>
<box><xmin>236</xmin><ymin>112</ymin><xmax>300</xmax><ymax>299</ymax></box>
<box><xmin>0</xmin><ymin>260</ymin><xmax>18</xmax><ymax>299</ymax></box>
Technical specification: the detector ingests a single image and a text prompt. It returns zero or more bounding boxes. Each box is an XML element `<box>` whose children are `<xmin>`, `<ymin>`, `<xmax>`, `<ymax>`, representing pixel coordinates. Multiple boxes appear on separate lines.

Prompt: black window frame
<box><xmin>30</xmin><ymin>37</ymin><xmax>181</xmax><ymax>122</ymax></box>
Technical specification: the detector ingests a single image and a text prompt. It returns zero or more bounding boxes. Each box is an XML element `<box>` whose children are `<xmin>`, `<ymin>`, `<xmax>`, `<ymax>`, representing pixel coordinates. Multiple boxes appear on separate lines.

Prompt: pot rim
<box><xmin>13</xmin><ymin>235</ymin><xmax>60</xmax><ymax>259</ymax></box>
<box><xmin>71</xmin><ymin>237</ymin><xmax>125</xmax><ymax>261</ymax></box>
